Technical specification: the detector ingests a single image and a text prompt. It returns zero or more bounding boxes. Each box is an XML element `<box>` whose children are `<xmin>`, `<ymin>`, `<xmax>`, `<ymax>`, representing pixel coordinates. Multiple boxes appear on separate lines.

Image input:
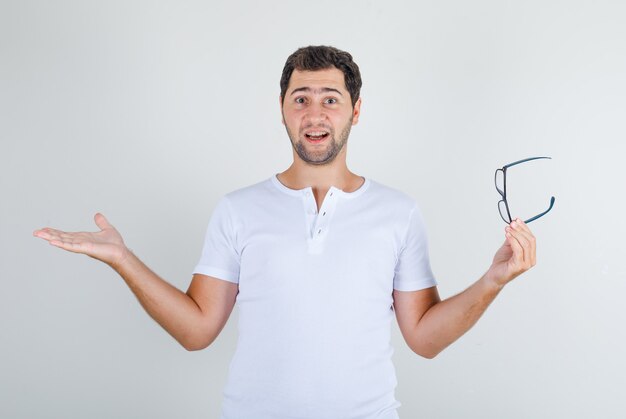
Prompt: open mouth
<box><xmin>305</xmin><ymin>131</ymin><xmax>330</xmax><ymax>143</ymax></box>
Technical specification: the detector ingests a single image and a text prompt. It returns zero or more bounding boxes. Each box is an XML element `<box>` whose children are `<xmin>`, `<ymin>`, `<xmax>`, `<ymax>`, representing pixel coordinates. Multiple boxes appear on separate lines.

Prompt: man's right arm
<box><xmin>115</xmin><ymin>252</ymin><xmax>238</xmax><ymax>350</ymax></box>
<box><xmin>34</xmin><ymin>213</ymin><xmax>238</xmax><ymax>351</ymax></box>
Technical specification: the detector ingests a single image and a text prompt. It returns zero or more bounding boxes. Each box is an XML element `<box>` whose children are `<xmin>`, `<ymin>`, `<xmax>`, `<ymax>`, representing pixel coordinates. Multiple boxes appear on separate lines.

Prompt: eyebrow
<box><xmin>289</xmin><ymin>87</ymin><xmax>343</xmax><ymax>96</ymax></box>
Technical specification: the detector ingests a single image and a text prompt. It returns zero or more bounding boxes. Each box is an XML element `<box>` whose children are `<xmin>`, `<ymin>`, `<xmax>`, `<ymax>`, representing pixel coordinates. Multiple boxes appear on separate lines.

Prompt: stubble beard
<box><xmin>284</xmin><ymin>117</ymin><xmax>353</xmax><ymax>166</ymax></box>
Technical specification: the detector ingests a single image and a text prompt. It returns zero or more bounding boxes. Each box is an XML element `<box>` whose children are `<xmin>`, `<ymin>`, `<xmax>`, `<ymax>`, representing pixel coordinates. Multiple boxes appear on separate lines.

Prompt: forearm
<box><xmin>111</xmin><ymin>250</ymin><xmax>204</xmax><ymax>350</ymax></box>
<box><xmin>412</xmin><ymin>272</ymin><xmax>503</xmax><ymax>358</ymax></box>
<box><xmin>397</xmin><ymin>219</ymin><xmax>536</xmax><ymax>358</ymax></box>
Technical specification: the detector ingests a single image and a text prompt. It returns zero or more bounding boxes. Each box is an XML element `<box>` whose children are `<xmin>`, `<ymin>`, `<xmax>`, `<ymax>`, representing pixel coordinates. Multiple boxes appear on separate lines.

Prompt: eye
<box><xmin>325</xmin><ymin>98</ymin><xmax>337</xmax><ymax>104</ymax></box>
<box><xmin>295</xmin><ymin>97</ymin><xmax>306</xmax><ymax>104</ymax></box>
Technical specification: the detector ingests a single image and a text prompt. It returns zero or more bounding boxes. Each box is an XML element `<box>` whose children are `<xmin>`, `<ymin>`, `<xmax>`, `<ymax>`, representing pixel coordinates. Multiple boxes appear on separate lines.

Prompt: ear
<box><xmin>351</xmin><ymin>97</ymin><xmax>362</xmax><ymax>125</ymax></box>
<box><xmin>279</xmin><ymin>94</ymin><xmax>285</xmax><ymax>125</ymax></box>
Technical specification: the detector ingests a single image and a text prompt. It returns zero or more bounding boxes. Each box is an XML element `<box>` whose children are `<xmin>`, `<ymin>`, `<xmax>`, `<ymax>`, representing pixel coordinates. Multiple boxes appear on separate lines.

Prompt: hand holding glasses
<box><xmin>495</xmin><ymin>157</ymin><xmax>555</xmax><ymax>224</ymax></box>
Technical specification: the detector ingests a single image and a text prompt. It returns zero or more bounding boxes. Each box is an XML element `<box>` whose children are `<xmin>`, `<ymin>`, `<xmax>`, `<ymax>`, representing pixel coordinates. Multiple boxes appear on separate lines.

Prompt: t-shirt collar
<box><xmin>270</xmin><ymin>173</ymin><xmax>370</xmax><ymax>199</ymax></box>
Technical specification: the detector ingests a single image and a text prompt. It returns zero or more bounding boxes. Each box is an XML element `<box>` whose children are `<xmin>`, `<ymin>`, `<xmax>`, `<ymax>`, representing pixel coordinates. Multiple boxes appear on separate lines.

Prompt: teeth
<box><xmin>307</xmin><ymin>131</ymin><xmax>327</xmax><ymax>136</ymax></box>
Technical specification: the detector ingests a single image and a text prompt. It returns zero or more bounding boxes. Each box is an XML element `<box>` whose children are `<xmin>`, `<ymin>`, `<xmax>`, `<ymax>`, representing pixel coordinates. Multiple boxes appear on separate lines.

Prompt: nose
<box><xmin>305</xmin><ymin>102</ymin><xmax>328</xmax><ymax>124</ymax></box>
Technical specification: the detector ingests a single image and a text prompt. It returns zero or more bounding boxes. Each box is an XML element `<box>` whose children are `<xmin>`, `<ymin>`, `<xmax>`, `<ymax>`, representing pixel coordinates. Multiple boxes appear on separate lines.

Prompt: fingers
<box><xmin>94</xmin><ymin>213</ymin><xmax>112</xmax><ymax>231</ymax></box>
<box><xmin>35</xmin><ymin>228</ymin><xmax>75</xmax><ymax>240</ymax></box>
<box><xmin>33</xmin><ymin>227</ymin><xmax>66</xmax><ymax>242</ymax></box>
<box><xmin>506</xmin><ymin>218</ymin><xmax>536</xmax><ymax>269</ymax></box>
<box><xmin>49</xmin><ymin>237</ymin><xmax>90</xmax><ymax>253</ymax></box>
<box><xmin>33</xmin><ymin>228</ymin><xmax>91</xmax><ymax>254</ymax></box>
<box><xmin>505</xmin><ymin>224</ymin><xmax>526</xmax><ymax>262</ymax></box>
<box><xmin>512</xmin><ymin>218</ymin><xmax>536</xmax><ymax>267</ymax></box>
<box><xmin>505</xmin><ymin>227</ymin><xmax>525</xmax><ymax>267</ymax></box>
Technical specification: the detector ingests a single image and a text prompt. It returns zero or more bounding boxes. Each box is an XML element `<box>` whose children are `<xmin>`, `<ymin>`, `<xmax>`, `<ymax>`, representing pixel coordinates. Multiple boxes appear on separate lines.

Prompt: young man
<box><xmin>34</xmin><ymin>45</ymin><xmax>537</xmax><ymax>419</ymax></box>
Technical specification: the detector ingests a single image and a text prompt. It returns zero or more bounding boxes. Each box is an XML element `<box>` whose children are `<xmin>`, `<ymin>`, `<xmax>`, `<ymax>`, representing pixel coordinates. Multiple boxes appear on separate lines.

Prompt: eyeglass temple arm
<box><xmin>504</xmin><ymin>156</ymin><xmax>552</xmax><ymax>169</ymax></box>
<box><xmin>524</xmin><ymin>196</ymin><xmax>556</xmax><ymax>224</ymax></box>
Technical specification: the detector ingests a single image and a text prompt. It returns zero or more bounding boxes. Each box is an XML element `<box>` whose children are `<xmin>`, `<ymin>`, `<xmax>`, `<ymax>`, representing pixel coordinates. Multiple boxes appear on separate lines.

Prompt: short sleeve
<box><xmin>393</xmin><ymin>204</ymin><xmax>437</xmax><ymax>291</ymax></box>
<box><xmin>192</xmin><ymin>196</ymin><xmax>241</xmax><ymax>284</ymax></box>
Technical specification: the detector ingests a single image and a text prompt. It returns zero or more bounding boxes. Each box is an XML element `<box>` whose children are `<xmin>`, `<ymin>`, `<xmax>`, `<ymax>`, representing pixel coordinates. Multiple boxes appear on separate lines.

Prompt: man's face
<box><xmin>280</xmin><ymin>67</ymin><xmax>361</xmax><ymax>166</ymax></box>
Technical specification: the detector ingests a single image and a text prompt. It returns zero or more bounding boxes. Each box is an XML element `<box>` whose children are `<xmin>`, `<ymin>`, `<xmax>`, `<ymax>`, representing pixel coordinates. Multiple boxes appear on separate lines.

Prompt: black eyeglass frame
<box><xmin>495</xmin><ymin>156</ymin><xmax>556</xmax><ymax>224</ymax></box>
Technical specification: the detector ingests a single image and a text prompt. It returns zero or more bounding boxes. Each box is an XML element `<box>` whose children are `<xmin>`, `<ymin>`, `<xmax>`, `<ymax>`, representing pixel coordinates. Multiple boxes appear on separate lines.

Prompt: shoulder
<box><xmin>221</xmin><ymin>177</ymin><xmax>274</xmax><ymax>205</ymax></box>
<box><xmin>365</xmin><ymin>178</ymin><xmax>421</xmax><ymax>214</ymax></box>
<box><xmin>205</xmin><ymin>178</ymin><xmax>274</xmax><ymax>229</ymax></box>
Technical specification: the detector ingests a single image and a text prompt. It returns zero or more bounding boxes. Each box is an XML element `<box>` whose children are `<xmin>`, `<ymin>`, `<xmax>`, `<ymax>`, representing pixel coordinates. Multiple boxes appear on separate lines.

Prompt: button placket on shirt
<box><xmin>302</xmin><ymin>188</ymin><xmax>339</xmax><ymax>241</ymax></box>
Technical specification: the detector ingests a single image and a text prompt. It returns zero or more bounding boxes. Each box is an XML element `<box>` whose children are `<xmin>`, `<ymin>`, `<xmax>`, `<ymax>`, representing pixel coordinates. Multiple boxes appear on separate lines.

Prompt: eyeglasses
<box><xmin>495</xmin><ymin>156</ymin><xmax>556</xmax><ymax>224</ymax></box>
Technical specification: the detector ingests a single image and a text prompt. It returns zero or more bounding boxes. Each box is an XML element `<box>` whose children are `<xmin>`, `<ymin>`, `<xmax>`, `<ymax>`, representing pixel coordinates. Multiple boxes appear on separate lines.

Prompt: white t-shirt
<box><xmin>193</xmin><ymin>174</ymin><xmax>437</xmax><ymax>419</ymax></box>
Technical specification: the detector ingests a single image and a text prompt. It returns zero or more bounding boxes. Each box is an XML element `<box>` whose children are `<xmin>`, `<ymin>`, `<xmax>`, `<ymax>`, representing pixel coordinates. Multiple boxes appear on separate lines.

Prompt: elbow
<box><xmin>418</xmin><ymin>349</ymin><xmax>440</xmax><ymax>360</ymax></box>
<box><xmin>180</xmin><ymin>335</ymin><xmax>215</xmax><ymax>352</ymax></box>
<box><xmin>182</xmin><ymin>341</ymin><xmax>207</xmax><ymax>352</ymax></box>
<box><xmin>179</xmin><ymin>324</ymin><xmax>223</xmax><ymax>351</ymax></box>
<box><xmin>410</xmin><ymin>343</ymin><xmax>443</xmax><ymax>359</ymax></box>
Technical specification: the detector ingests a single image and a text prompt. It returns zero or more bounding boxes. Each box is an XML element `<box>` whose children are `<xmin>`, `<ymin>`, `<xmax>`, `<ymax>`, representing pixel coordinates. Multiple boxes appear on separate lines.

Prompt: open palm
<box><xmin>34</xmin><ymin>213</ymin><xmax>128</xmax><ymax>267</ymax></box>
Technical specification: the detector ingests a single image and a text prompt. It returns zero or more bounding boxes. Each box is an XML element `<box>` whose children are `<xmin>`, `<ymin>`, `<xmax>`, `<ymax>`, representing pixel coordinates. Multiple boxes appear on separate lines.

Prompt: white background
<box><xmin>1</xmin><ymin>0</ymin><xmax>625</xmax><ymax>418</ymax></box>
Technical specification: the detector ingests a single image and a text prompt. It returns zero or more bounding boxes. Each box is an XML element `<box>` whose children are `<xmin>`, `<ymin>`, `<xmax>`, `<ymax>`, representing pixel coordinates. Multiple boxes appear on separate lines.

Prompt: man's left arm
<box><xmin>393</xmin><ymin>218</ymin><xmax>536</xmax><ymax>359</ymax></box>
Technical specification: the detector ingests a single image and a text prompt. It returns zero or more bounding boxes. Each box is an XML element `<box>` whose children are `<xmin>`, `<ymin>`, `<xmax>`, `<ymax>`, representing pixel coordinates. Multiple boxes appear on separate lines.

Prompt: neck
<box><xmin>277</xmin><ymin>154</ymin><xmax>363</xmax><ymax>195</ymax></box>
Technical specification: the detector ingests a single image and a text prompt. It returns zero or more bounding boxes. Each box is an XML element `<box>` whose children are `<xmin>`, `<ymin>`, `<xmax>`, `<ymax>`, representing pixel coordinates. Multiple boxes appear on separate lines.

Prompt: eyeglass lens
<box><xmin>498</xmin><ymin>200</ymin><xmax>512</xmax><ymax>224</ymax></box>
<box><xmin>495</xmin><ymin>169</ymin><xmax>505</xmax><ymax>196</ymax></box>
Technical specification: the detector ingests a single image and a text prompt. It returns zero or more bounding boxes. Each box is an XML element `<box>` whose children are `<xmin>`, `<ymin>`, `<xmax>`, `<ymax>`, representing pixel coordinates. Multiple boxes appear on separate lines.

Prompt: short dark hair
<box><xmin>280</xmin><ymin>45</ymin><xmax>362</xmax><ymax>108</ymax></box>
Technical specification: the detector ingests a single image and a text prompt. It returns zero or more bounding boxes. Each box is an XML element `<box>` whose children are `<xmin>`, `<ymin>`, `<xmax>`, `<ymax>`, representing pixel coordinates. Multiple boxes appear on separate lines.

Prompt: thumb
<box><xmin>94</xmin><ymin>213</ymin><xmax>113</xmax><ymax>230</ymax></box>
